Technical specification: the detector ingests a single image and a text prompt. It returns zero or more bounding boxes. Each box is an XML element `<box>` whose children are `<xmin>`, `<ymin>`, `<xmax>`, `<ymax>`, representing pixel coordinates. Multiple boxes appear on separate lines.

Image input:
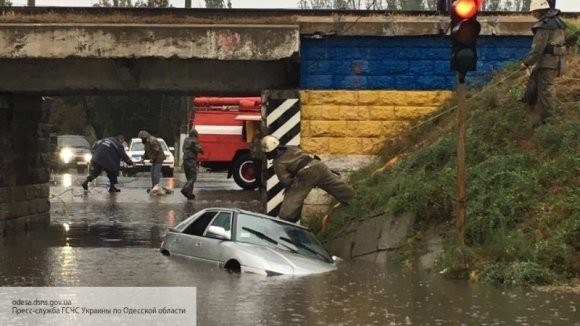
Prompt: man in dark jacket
<box><xmin>261</xmin><ymin>135</ymin><xmax>355</xmax><ymax>223</ymax></box>
<box><xmin>180</xmin><ymin>129</ymin><xmax>204</xmax><ymax>200</ymax></box>
<box><xmin>522</xmin><ymin>0</ymin><xmax>566</xmax><ymax>125</ymax></box>
<box><xmin>82</xmin><ymin>134</ymin><xmax>133</xmax><ymax>193</ymax></box>
<box><xmin>137</xmin><ymin>130</ymin><xmax>166</xmax><ymax>189</ymax></box>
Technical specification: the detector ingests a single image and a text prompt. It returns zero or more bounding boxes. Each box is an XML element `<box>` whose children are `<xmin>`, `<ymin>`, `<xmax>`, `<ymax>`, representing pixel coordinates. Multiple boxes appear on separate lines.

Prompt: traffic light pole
<box><xmin>455</xmin><ymin>72</ymin><xmax>467</xmax><ymax>246</ymax></box>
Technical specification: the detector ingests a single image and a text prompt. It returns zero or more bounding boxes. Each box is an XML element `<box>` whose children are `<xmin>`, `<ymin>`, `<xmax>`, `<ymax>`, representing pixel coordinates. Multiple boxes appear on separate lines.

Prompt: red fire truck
<box><xmin>191</xmin><ymin>97</ymin><xmax>262</xmax><ymax>190</ymax></box>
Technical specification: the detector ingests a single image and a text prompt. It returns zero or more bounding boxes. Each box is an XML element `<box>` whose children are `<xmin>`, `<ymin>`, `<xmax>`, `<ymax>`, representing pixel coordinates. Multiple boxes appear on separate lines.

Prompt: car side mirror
<box><xmin>124</xmin><ymin>147</ymin><xmax>129</xmax><ymax>151</ymax></box>
<box><xmin>206</xmin><ymin>226</ymin><xmax>230</xmax><ymax>240</ymax></box>
<box><xmin>332</xmin><ymin>256</ymin><xmax>344</xmax><ymax>263</ymax></box>
<box><xmin>169</xmin><ymin>146</ymin><xmax>175</xmax><ymax>152</ymax></box>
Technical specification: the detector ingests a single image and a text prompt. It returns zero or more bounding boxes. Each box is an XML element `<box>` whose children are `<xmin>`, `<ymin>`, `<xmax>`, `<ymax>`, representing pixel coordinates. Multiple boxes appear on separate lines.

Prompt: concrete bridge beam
<box><xmin>0</xmin><ymin>24</ymin><xmax>300</xmax><ymax>60</ymax></box>
<box><xmin>0</xmin><ymin>58</ymin><xmax>299</xmax><ymax>95</ymax></box>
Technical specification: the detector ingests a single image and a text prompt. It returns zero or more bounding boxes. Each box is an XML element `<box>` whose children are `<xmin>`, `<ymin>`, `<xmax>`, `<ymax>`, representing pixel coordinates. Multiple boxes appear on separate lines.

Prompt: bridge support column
<box><xmin>0</xmin><ymin>95</ymin><xmax>51</xmax><ymax>237</ymax></box>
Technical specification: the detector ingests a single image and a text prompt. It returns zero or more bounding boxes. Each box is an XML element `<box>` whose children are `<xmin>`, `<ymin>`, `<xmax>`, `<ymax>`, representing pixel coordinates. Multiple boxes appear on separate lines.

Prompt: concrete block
<box><xmin>416</xmin><ymin>76</ymin><xmax>448</xmax><ymax>90</ymax></box>
<box><xmin>351</xmin><ymin>215</ymin><xmax>384</xmax><ymax>256</ymax></box>
<box><xmin>301</xmin><ymin>204</ymin><xmax>327</xmax><ymax>221</ymax></box>
<box><xmin>302</xmin><ymin>75</ymin><xmax>333</xmax><ymax>89</ymax></box>
<box><xmin>375</xmin><ymin>250</ymin><xmax>389</xmax><ymax>264</ymax></box>
<box><xmin>332</xmin><ymin>75</ymin><xmax>368</xmax><ymax>89</ymax></box>
<box><xmin>368</xmin><ymin>106</ymin><xmax>396</xmax><ymax>121</ymax></box>
<box><xmin>0</xmin><ymin>188</ymin><xmax>8</xmax><ymax>203</ymax></box>
<box><xmin>301</xmin><ymin>46</ymin><xmax>336</xmax><ymax>60</ymax></box>
<box><xmin>368</xmin><ymin>76</ymin><xmax>395</xmax><ymax>89</ymax></box>
<box><xmin>316</xmin><ymin>154</ymin><xmax>377</xmax><ymax>172</ymax></box>
<box><xmin>346</xmin><ymin>121</ymin><xmax>384</xmax><ymax>138</ymax></box>
<box><xmin>419</xmin><ymin>234</ymin><xmax>444</xmax><ymax>270</ymax></box>
<box><xmin>381</xmin><ymin>121</ymin><xmax>409</xmax><ymax>137</ymax></box>
<box><xmin>378</xmin><ymin>213</ymin><xmax>416</xmax><ymax>250</ymax></box>
<box><xmin>393</xmin><ymin>76</ymin><xmax>418</xmax><ymax>90</ymax></box>
<box><xmin>362</xmin><ymin>138</ymin><xmax>387</xmax><ymax>155</ymax></box>
<box><xmin>331</xmin><ymin>59</ymin><xmax>368</xmax><ymax>74</ymax></box>
<box><xmin>36</xmin><ymin>199</ymin><xmax>50</xmax><ymax>214</ymax></box>
<box><xmin>325</xmin><ymin>231</ymin><xmax>355</xmax><ymax>259</ymax></box>
<box><xmin>303</xmin><ymin>189</ymin><xmax>332</xmax><ymax>205</ymax></box>
<box><xmin>394</xmin><ymin>106</ymin><xmax>439</xmax><ymax>120</ymax></box>
<box><xmin>408</xmin><ymin>60</ymin><xmax>434</xmax><ymax>74</ymax></box>
<box><xmin>301</xmin><ymin>137</ymin><xmax>330</xmax><ymax>154</ymax></box>
<box><xmin>301</xmin><ymin>104</ymin><xmax>340</xmax><ymax>120</ymax></box>
<box><xmin>339</xmin><ymin>105</ymin><xmax>370</xmax><ymax>121</ymax></box>
<box><xmin>309</xmin><ymin>120</ymin><xmax>348</xmax><ymax>137</ymax></box>
<box><xmin>302</xmin><ymin>91</ymin><xmax>357</xmax><ymax>106</ymax></box>
<box><xmin>368</xmin><ymin>60</ymin><xmax>409</xmax><ymax>75</ymax></box>
<box><xmin>354</xmin><ymin>252</ymin><xmax>378</xmax><ymax>262</ymax></box>
<box><xmin>328</xmin><ymin>138</ymin><xmax>362</xmax><ymax>155</ymax></box>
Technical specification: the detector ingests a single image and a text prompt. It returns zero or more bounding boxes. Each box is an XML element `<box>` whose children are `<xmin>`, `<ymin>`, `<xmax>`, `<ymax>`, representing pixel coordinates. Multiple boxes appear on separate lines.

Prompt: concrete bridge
<box><xmin>0</xmin><ymin>7</ymin><xmax>562</xmax><ymax>235</ymax></box>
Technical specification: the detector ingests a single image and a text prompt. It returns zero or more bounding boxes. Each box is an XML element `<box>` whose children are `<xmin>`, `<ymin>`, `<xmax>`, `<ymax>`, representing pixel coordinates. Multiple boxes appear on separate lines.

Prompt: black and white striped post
<box><xmin>262</xmin><ymin>90</ymin><xmax>300</xmax><ymax>217</ymax></box>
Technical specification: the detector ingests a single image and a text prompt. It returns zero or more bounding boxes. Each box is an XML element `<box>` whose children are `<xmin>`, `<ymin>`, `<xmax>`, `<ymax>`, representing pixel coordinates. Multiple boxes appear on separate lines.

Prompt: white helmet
<box><xmin>261</xmin><ymin>135</ymin><xmax>280</xmax><ymax>153</ymax></box>
<box><xmin>530</xmin><ymin>0</ymin><xmax>550</xmax><ymax>11</ymax></box>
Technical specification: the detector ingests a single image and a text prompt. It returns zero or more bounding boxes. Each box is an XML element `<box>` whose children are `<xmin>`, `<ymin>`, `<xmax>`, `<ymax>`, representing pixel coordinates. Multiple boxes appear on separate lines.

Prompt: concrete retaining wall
<box><xmin>301</xmin><ymin>36</ymin><xmax>532</xmax><ymax>90</ymax></box>
<box><xmin>0</xmin><ymin>96</ymin><xmax>51</xmax><ymax>237</ymax></box>
<box><xmin>325</xmin><ymin>213</ymin><xmax>416</xmax><ymax>263</ymax></box>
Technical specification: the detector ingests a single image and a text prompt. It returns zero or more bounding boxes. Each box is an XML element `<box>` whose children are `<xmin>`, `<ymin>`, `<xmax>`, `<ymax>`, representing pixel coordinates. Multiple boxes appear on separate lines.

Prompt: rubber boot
<box><xmin>82</xmin><ymin>179</ymin><xmax>89</xmax><ymax>191</ymax></box>
<box><xmin>109</xmin><ymin>185</ymin><xmax>121</xmax><ymax>193</ymax></box>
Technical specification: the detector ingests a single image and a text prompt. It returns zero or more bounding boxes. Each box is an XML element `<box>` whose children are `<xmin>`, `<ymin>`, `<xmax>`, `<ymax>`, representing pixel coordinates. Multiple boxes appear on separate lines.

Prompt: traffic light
<box><xmin>450</xmin><ymin>0</ymin><xmax>482</xmax><ymax>78</ymax></box>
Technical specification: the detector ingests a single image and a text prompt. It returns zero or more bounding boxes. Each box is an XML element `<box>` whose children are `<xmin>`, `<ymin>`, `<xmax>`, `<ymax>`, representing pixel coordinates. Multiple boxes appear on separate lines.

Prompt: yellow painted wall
<box><xmin>300</xmin><ymin>90</ymin><xmax>453</xmax><ymax>155</ymax></box>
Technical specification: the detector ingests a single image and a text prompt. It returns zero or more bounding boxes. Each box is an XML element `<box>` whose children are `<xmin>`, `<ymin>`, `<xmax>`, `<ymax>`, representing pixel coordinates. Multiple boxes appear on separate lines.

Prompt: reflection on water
<box><xmin>62</xmin><ymin>173</ymin><xmax>73</xmax><ymax>188</ymax></box>
<box><xmin>0</xmin><ymin>203</ymin><xmax>578</xmax><ymax>325</ymax></box>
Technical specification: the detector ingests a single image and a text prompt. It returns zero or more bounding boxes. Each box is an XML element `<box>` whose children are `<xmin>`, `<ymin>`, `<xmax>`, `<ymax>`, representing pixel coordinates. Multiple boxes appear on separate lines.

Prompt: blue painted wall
<box><xmin>300</xmin><ymin>36</ymin><xmax>532</xmax><ymax>90</ymax></box>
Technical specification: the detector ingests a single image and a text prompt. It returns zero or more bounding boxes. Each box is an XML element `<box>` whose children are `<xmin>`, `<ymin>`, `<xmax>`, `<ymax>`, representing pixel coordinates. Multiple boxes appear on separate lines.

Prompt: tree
<box><xmin>0</xmin><ymin>0</ymin><xmax>12</xmax><ymax>6</ymax></box>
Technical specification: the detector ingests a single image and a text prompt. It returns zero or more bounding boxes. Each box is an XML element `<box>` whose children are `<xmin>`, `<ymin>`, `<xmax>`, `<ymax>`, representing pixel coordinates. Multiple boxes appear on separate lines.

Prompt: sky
<box><xmin>8</xmin><ymin>0</ymin><xmax>580</xmax><ymax>11</ymax></box>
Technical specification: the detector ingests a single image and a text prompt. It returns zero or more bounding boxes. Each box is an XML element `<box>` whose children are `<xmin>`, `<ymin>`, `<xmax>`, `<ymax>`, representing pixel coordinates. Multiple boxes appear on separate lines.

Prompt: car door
<box><xmin>173</xmin><ymin>211</ymin><xmax>217</xmax><ymax>259</ymax></box>
<box><xmin>175</xmin><ymin>211</ymin><xmax>232</xmax><ymax>263</ymax></box>
<box><xmin>198</xmin><ymin>211</ymin><xmax>233</xmax><ymax>262</ymax></box>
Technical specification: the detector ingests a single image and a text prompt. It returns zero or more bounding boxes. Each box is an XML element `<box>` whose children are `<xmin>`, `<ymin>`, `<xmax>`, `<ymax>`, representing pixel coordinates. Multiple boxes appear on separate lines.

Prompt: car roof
<box><xmin>204</xmin><ymin>207</ymin><xmax>310</xmax><ymax>231</ymax></box>
<box><xmin>131</xmin><ymin>138</ymin><xmax>165</xmax><ymax>142</ymax></box>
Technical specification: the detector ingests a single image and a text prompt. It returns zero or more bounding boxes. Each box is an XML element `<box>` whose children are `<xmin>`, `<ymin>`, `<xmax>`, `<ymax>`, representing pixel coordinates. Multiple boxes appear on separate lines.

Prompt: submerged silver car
<box><xmin>160</xmin><ymin>208</ymin><xmax>338</xmax><ymax>276</ymax></box>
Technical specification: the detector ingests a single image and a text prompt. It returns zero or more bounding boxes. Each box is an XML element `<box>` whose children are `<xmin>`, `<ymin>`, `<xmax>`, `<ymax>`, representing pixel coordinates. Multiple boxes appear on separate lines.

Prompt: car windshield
<box><xmin>130</xmin><ymin>139</ymin><xmax>169</xmax><ymax>152</ymax></box>
<box><xmin>57</xmin><ymin>136</ymin><xmax>90</xmax><ymax>149</ymax></box>
<box><xmin>235</xmin><ymin>213</ymin><xmax>332</xmax><ymax>262</ymax></box>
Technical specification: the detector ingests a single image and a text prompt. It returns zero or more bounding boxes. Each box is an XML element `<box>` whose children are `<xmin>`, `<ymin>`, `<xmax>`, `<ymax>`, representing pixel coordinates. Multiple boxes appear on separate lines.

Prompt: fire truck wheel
<box><xmin>233</xmin><ymin>153</ymin><xmax>258</xmax><ymax>190</ymax></box>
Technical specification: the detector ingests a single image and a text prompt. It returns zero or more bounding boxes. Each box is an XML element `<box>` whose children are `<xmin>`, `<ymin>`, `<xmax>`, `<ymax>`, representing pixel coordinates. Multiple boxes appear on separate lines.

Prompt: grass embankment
<box><xmin>318</xmin><ymin>41</ymin><xmax>579</xmax><ymax>287</ymax></box>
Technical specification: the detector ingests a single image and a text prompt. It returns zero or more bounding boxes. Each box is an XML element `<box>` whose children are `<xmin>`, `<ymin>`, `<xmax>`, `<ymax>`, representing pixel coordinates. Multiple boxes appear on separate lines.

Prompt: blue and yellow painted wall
<box><xmin>299</xmin><ymin>36</ymin><xmax>531</xmax><ymax>156</ymax></box>
<box><xmin>297</xmin><ymin>35</ymin><xmax>531</xmax><ymax>215</ymax></box>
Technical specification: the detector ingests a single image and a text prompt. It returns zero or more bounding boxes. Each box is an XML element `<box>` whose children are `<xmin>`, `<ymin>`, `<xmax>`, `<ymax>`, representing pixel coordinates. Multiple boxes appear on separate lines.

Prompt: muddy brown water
<box><xmin>0</xmin><ymin>175</ymin><xmax>578</xmax><ymax>325</ymax></box>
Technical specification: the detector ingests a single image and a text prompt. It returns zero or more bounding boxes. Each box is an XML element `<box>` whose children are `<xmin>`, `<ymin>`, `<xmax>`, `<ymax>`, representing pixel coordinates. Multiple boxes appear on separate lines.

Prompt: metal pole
<box><xmin>27</xmin><ymin>0</ymin><xmax>35</xmax><ymax>6</ymax></box>
<box><xmin>455</xmin><ymin>72</ymin><xmax>467</xmax><ymax>247</ymax></box>
<box><xmin>185</xmin><ymin>0</ymin><xmax>192</xmax><ymax>8</ymax></box>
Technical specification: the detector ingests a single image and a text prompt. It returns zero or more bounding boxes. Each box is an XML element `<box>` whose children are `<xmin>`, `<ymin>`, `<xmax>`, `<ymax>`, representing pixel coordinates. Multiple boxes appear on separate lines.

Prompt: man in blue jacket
<box><xmin>82</xmin><ymin>134</ymin><xmax>133</xmax><ymax>193</ymax></box>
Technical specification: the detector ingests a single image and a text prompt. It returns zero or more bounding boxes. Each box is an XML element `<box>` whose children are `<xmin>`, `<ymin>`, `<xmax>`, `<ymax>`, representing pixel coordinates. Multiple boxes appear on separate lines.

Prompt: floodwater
<box><xmin>0</xmin><ymin>173</ymin><xmax>578</xmax><ymax>325</ymax></box>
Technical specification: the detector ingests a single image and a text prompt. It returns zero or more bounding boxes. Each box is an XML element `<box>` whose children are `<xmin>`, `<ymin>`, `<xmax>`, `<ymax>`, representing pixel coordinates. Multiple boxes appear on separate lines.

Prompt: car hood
<box><xmin>224</xmin><ymin>242</ymin><xmax>337</xmax><ymax>275</ymax></box>
<box><xmin>59</xmin><ymin>146</ymin><xmax>91</xmax><ymax>153</ymax></box>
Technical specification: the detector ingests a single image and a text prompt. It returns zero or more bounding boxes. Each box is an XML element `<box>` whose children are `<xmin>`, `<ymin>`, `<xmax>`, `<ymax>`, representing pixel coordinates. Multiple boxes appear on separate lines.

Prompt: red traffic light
<box><xmin>452</xmin><ymin>0</ymin><xmax>479</xmax><ymax>19</ymax></box>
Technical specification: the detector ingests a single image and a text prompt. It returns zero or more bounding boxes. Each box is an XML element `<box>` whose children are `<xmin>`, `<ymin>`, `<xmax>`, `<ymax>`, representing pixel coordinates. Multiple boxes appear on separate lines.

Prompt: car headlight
<box><xmin>59</xmin><ymin>148</ymin><xmax>74</xmax><ymax>164</ymax></box>
<box><xmin>84</xmin><ymin>153</ymin><xmax>92</xmax><ymax>162</ymax></box>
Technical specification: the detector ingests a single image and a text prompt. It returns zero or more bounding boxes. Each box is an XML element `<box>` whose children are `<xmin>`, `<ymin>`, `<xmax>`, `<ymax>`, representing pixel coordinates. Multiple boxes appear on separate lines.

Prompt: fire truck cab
<box><xmin>191</xmin><ymin>97</ymin><xmax>262</xmax><ymax>190</ymax></box>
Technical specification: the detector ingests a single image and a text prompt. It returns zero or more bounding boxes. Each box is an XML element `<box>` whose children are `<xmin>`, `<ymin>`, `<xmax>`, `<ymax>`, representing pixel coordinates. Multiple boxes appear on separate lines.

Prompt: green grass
<box><xmin>321</xmin><ymin>51</ymin><xmax>580</xmax><ymax>287</ymax></box>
